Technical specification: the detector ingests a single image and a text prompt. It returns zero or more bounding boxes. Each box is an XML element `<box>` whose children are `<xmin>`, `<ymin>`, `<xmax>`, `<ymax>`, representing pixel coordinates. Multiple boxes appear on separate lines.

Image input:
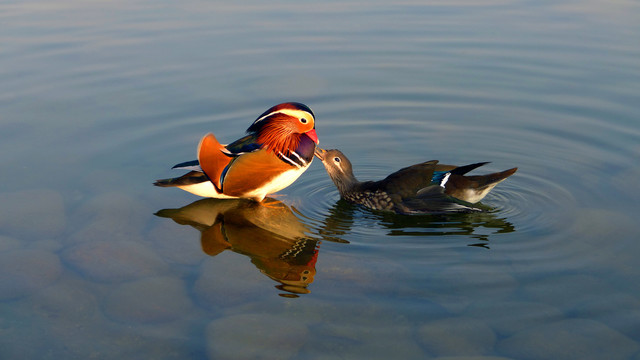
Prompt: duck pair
<box><xmin>155</xmin><ymin>102</ymin><xmax>517</xmax><ymax>214</ymax></box>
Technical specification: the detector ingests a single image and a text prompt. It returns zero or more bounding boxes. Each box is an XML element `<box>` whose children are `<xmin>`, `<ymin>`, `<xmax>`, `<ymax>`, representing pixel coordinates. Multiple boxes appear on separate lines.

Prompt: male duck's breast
<box><xmin>222</xmin><ymin>150</ymin><xmax>312</xmax><ymax>198</ymax></box>
<box><xmin>242</xmin><ymin>166</ymin><xmax>309</xmax><ymax>199</ymax></box>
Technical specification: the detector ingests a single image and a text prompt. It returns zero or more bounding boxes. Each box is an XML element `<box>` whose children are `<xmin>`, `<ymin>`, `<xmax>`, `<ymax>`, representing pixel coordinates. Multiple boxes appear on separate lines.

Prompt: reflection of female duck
<box><xmin>155</xmin><ymin>198</ymin><xmax>319</xmax><ymax>296</ymax></box>
<box><xmin>321</xmin><ymin>198</ymin><xmax>516</xmax><ymax>248</ymax></box>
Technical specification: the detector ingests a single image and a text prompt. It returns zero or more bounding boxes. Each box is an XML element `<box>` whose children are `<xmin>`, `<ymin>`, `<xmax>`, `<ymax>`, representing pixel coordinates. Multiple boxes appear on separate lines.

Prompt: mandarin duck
<box><xmin>154</xmin><ymin>102</ymin><xmax>319</xmax><ymax>202</ymax></box>
<box><xmin>155</xmin><ymin>197</ymin><xmax>319</xmax><ymax>295</ymax></box>
<box><xmin>315</xmin><ymin>148</ymin><xmax>517</xmax><ymax>214</ymax></box>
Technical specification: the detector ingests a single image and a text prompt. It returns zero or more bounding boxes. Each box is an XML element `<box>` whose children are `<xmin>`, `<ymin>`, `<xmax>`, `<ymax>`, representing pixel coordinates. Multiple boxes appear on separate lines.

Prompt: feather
<box><xmin>225</xmin><ymin>134</ymin><xmax>262</xmax><ymax>155</ymax></box>
<box><xmin>254</xmin><ymin>114</ymin><xmax>302</xmax><ymax>155</ymax></box>
<box><xmin>220</xmin><ymin>150</ymin><xmax>291</xmax><ymax>197</ymax></box>
<box><xmin>449</xmin><ymin>162</ymin><xmax>490</xmax><ymax>175</ymax></box>
<box><xmin>171</xmin><ymin>159</ymin><xmax>201</xmax><ymax>171</ymax></box>
<box><xmin>198</xmin><ymin>133</ymin><xmax>233</xmax><ymax>191</ymax></box>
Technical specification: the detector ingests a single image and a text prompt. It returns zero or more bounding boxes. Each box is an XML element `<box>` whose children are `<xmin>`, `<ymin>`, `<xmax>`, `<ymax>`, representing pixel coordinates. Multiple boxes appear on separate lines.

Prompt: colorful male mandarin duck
<box><xmin>155</xmin><ymin>102</ymin><xmax>319</xmax><ymax>202</ymax></box>
<box><xmin>315</xmin><ymin>148</ymin><xmax>517</xmax><ymax>214</ymax></box>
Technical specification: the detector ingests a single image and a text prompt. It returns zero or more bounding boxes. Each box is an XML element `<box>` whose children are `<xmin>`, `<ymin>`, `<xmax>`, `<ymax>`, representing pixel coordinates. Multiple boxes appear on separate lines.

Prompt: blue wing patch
<box><xmin>432</xmin><ymin>171</ymin><xmax>451</xmax><ymax>187</ymax></box>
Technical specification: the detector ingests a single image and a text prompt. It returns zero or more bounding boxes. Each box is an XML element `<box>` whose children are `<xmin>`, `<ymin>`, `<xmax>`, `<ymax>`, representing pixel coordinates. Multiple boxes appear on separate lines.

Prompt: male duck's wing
<box><xmin>171</xmin><ymin>134</ymin><xmax>263</xmax><ymax>172</ymax></box>
<box><xmin>198</xmin><ymin>133</ymin><xmax>233</xmax><ymax>191</ymax></box>
<box><xmin>172</xmin><ymin>159</ymin><xmax>202</xmax><ymax>171</ymax></box>
<box><xmin>218</xmin><ymin>149</ymin><xmax>292</xmax><ymax>198</ymax></box>
<box><xmin>154</xmin><ymin>171</ymin><xmax>208</xmax><ymax>187</ymax></box>
<box><xmin>225</xmin><ymin>134</ymin><xmax>262</xmax><ymax>155</ymax></box>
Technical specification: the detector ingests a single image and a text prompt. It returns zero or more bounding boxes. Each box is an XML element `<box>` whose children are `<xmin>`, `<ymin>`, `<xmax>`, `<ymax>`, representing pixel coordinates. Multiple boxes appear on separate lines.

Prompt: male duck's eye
<box><xmin>334</xmin><ymin>157</ymin><xmax>341</xmax><ymax>163</ymax></box>
<box><xmin>300</xmin><ymin>118</ymin><xmax>308</xmax><ymax>124</ymax></box>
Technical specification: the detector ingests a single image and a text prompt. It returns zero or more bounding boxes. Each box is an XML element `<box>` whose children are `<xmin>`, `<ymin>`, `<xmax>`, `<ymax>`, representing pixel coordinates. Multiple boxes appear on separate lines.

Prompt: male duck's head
<box><xmin>247</xmin><ymin>102</ymin><xmax>319</xmax><ymax>155</ymax></box>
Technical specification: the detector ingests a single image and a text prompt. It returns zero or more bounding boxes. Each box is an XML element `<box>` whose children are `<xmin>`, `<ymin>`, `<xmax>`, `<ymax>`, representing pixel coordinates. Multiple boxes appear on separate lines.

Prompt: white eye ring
<box><xmin>300</xmin><ymin>118</ymin><xmax>308</xmax><ymax>124</ymax></box>
<box><xmin>334</xmin><ymin>157</ymin><xmax>341</xmax><ymax>163</ymax></box>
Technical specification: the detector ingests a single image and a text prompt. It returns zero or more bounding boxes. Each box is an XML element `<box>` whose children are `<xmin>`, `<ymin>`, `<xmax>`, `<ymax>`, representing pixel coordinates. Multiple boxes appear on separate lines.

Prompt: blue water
<box><xmin>1</xmin><ymin>0</ymin><xmax>640</xmax><ymax>359</ymax></box>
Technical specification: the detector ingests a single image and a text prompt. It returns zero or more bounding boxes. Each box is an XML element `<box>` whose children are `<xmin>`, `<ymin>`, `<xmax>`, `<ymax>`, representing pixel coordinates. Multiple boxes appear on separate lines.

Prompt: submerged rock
<box><xmin>0</xmin><ymin>249</ymin><xmax>62</xmax><ymax>300</ymax></box>
<box><xmin>418</xmin><ymin>317</ymin><xmax>497</xmax><ymax>357</ymax></box>
<box><xmin>520</xmin><ymin>274</ymin><xmax>615</xmax><ymax>311</ymax></box>
<box><xmin>192</xmin><ymin>255</ymin><xmax>267</xmax><ymax>309</ymax></box>
<box><xmin>424</xmin><ymin>263</ymin><xmax>518</xmax><ymax>314</ymax></box>
<box><xmin>464</xmin><ymin>300</ymin><xmax>564</xmax><ymax>337</ymax></box>
<box><xmin>29</xmin><ymin>276</ymin><xmax>99</xmax><ymax>321</ymax></box>
<box><xmin>300</xmin><ymin>300</ymin><xmax>426</xmax><ymax>359</ymax></box>
<box><xmin>206</xmin><ymin>313</ymin><xmax>308</xmax><ymax>360</ymax></box>
<box><xmin>68</xmin><ymin>192</ymin><xmax>152</xmax><ymax>245</ymax></box>
<box><xmin>497</xmin><ymin>318</ymin><xmax>639</xmax><ymax>360</ymax></box>
<box><xmin>569</xmin><ymin>292</ymin><xmax>640</xmax><ymax>339</ymax></box>
<box><xmin>102</xmin><ymin>276</ymin><xmax>193</xmax><ymax>324</ymax></box>
<box><xmin>0</xmin><ymin>235</ymin><xmax>22</xmax><ymax>252</ymax></box>
<box><xmin>62</xmin><ymin>240</ymin><xmax>168</xmax><ymax>283</ymax></box>
<box><xmin>0</xmin><ymin>189</ymin><xmax>66</xmax><ymax>238</ymax></box>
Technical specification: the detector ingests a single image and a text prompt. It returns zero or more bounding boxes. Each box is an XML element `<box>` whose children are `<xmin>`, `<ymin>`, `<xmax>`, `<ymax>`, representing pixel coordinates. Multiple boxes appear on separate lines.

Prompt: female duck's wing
<box><xmin>400</xmin><ymin>185</ymin><xmax>481</xmax><ymax>214</ymax></box>
<box><xmin>379</xmin><ymin>160</ymin><xmax>440</xmax><ymax>198</ymax></box>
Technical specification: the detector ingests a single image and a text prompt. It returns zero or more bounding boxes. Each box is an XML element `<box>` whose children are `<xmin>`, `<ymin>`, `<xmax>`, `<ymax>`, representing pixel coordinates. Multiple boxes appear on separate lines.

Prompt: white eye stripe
<box><xmin>255</xmin><ymin>109</ymin><xmax>314</xmax><ymax>124</ymax></box>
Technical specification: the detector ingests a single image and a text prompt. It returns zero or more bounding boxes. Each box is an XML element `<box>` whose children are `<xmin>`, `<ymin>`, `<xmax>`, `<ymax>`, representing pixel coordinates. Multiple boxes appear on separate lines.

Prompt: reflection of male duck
<box><xmin>155</xmin><ymin>198</ymin><xmax>319</xmax><ymax>296</ymax></box>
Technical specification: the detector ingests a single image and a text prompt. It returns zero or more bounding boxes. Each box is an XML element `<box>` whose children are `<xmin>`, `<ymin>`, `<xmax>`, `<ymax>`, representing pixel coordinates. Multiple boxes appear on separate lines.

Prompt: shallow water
<box><xmin>2</xmin><ymin>0</ymin><xmax>640</xmax><ymax>359</ymax></box>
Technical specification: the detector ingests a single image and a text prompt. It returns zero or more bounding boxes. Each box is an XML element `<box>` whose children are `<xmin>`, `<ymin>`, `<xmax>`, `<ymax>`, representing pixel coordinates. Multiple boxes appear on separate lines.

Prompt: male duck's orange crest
<box><xmin>257</xmin><ymin>114</ymin><xmax>304</xmax><ymax>155</ymax></box>
<box><xmin>248</xmin><ymin>102</ymin><xmax>316</xmax><ymax>155</ymax></box>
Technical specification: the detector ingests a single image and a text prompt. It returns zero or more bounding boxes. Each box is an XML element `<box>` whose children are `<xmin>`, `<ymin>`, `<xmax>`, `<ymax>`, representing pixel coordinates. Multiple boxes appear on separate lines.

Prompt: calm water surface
<box><xmin>1</xmin><ymin>0</ymin><xmax>640</xmax><ymax>359</ymax></box>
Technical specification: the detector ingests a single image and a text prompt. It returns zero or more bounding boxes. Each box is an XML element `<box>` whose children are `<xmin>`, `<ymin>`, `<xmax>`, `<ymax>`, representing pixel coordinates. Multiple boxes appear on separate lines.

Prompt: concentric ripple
<box><xmin>283</xmin><ymin>80</ymin><xmax>638</xmax><ymax>250</ymax></box>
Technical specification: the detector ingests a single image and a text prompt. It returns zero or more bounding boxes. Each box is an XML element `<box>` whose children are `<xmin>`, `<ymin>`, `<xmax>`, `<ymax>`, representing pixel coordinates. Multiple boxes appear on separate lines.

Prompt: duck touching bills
<box><xmin>314</xmin><ymin>148</ymin><xmax>516</xmax><ymax>214</ymax></box>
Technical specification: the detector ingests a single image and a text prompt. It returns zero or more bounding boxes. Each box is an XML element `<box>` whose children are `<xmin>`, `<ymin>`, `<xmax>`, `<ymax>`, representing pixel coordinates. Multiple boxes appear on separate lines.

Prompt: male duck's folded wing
<box><xmin>171</xmin><ymin>159</ymin><xmax>202</xmax><ymax>171</ymax></box>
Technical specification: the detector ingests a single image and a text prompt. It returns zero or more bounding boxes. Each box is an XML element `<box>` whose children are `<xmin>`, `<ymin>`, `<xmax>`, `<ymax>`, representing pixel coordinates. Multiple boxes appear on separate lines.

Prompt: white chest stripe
<box><xmin>278</xmin><ymin>151</ymin><xmax>302</xmax><ymax>169</ymax></box>
<box><xmin>290</xmin><ymin>151</ymin><xmax>307</xmax><ymax>166</ymax></box>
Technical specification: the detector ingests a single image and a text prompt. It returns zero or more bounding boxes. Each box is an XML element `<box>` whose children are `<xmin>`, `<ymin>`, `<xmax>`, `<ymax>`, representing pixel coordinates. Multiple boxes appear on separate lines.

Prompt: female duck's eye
<box><xmin>334</xmin><ymin>157</ymin><xmax>341</xmax><ymax>163</ymax></box>
<box><xmin>300</xmin><ymin>118</ymin><xmax>308</xmax><ymax>124</ymax></box>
